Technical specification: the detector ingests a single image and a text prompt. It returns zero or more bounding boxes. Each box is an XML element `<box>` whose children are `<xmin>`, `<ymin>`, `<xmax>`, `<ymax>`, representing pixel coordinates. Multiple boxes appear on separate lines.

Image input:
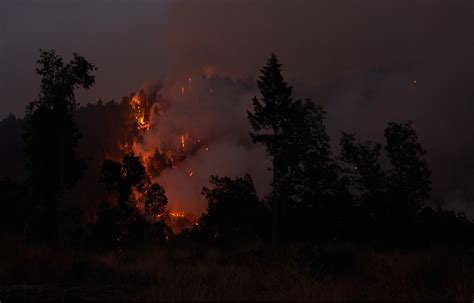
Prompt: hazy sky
<box><xmin>2</xmin><ymin>0</ymin><xmax>473</xmax><ymax>117</ymax></box>
<box><xmin>1</xmin><ymin>0</ymin><xmax>169</xmax><ymax>117</ymax></box>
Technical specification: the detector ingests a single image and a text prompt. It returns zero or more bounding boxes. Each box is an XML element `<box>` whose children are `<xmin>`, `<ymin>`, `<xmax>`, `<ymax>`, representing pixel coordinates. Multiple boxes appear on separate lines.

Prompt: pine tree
<box><xmin>247</xmin><ymin>54</ymin><xmax>301</xmax><ymax>245</ymax></box>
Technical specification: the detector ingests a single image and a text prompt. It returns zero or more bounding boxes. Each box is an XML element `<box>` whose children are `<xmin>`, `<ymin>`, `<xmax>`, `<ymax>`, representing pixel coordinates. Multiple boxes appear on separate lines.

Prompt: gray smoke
<box><xmin>157</xmin><ymin>0</ymin><xmax>474</xmax><ymax>217</ymax></box>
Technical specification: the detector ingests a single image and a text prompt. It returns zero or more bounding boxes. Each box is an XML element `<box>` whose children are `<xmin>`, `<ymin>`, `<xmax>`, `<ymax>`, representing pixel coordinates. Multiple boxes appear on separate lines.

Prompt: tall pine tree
<box><xmin>247</xmin><ymin>54</ymin><xmax>301</xmax><ymax>245</ymax></box>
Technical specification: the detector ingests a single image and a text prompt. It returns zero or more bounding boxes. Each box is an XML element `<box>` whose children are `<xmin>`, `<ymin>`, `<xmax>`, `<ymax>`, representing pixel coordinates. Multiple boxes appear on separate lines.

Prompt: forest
<box><xmin>1</xmin><ymin>50</ymin><xmax>473</xmax><ymax>301</ymax></box>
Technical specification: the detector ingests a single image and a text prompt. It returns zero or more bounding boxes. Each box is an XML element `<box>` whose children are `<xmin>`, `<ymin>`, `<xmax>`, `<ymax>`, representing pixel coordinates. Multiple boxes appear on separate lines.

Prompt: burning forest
<box><xmin>1</xmin><ymin>1</ymin><xmax>474</xmax><ymax>301</ymax></box>
<box><xmin>104</xmin><ymin>73</ymin><xmax>270</xmax><ymax>234</ymax></box>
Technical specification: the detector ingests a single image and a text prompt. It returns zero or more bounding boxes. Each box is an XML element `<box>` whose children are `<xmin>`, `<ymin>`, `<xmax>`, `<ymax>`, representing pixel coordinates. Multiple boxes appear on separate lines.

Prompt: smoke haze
<box><xmin>2</xmin><ymin>0</ymin><xmax>474</xmax><ymax>216</ymax></box>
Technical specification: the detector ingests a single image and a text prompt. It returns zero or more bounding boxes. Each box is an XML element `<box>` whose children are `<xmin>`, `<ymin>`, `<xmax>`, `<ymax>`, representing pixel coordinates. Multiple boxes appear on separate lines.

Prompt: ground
<box><xmin>0</xmin><ymin>237</ymin><xmax>473</xmax><ymax>301</ymax></box>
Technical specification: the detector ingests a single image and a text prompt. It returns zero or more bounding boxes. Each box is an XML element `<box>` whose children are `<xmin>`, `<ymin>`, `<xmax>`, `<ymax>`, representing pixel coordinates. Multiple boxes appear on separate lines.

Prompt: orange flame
<box><xmin>130</xmin><ymin>94</ymin><xmax>150</xmax><ymax>131</ymax></box>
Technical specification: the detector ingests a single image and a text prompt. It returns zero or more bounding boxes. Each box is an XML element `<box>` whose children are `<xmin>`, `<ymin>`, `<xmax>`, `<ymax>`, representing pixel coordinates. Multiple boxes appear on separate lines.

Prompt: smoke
<box><xmin>3</xmin><ymin>0</ymin><xmax>474</xmax><ymax>217</ymax></box>
<box><xmin>134</xmin><ymin>75</ymin><xmax>270</xmax><ymax>215</ymax></box>
<box><xmin>152</xmin><ymin>0</ymin><xmax>474</xmax><ymax>216</ymax></box>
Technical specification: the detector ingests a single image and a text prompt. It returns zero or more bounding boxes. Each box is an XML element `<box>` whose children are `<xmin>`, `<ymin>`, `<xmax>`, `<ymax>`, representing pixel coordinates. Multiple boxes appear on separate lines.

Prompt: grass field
<box><xmin>1</xmin><ymin>237</ymin><xmax>473</xmax><ymax>301</ymax></box>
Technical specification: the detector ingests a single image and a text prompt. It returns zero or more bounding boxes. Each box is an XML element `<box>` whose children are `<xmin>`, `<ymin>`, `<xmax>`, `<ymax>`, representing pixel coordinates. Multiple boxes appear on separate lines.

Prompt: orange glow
<box><xmin>130</xmin><ymin>94</ymin><xmax>150</xmax><ymax>131</ymax></box>
<box><xmin>170</xmin><ymin>211</ymin><xmax>186</xmax><ymax>218</ymax></box>
<box><xmin>123</xmin><ymin>83</ymin><xmax>208</xmax><ymax>234</ymax></box>
<box><xmin>180</xmin><ymin>133</ymin><xmax>189</xmax><ymax>150</ymax></box>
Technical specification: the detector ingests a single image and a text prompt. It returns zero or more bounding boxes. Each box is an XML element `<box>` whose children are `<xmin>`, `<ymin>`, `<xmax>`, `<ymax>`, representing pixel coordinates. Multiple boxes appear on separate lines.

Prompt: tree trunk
<box><xmin>272</xmin><ymin>146</ymin><xmax>279</xmax><ymax>248</ymax></box>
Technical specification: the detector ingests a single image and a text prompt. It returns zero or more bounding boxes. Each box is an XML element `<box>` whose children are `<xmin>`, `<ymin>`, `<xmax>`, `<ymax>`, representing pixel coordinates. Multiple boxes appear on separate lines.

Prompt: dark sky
<box><xmin>1</xmin><ymin>0</ymin><xmax>168</xmax><ymax>117</ymax></box>
<box><xmin>2</xmin><ymin>0</ymin><xmax>473</xmax><ymax>117</ymax></box>
<box><xmin>2</xmin><ymin>0</ymin><xmax>474</xmax><ymax>215</ymax></box>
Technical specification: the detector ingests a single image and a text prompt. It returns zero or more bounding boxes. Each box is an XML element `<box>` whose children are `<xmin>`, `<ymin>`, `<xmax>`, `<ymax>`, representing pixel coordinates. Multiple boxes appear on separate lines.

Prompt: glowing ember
<box><xmin>130</xmin><ymin>94</ymin><xmax>150</xmax><ymax>131</ymax></box>
<box><xmin>180</xmin><ymin>133</ymin><xmax>189</xmax><ymax>150</ymax></box>
<box><xmin>170</xmin><ymin>211</ymin><xmax>186</xmax><ymax>218</ymax></box>
<box><xmin>181</xmin><ymin>135</ymin><xmax>185</xmax><ymax>149</ymax></box>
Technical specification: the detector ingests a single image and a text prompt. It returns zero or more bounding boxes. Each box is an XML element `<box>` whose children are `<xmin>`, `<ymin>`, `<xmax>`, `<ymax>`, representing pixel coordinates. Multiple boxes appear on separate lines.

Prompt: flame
<box><xmin>170</xmin><ymin>211</ymin><xmax>186</xmax><ymax>218</ymax></box>
<box><xmin>130</xmin><ymin>94</ymin><xmax>150</xmax><ymax>131</ymax></box>
<box><xmin>180</xmin><ymin>133</ymin><xmax>189</xmax><ymax>150</ymax></box>
<box><xmin>122</xmin><ymin>76</ymin><xmax>210</xmax><ymax>234</ymax></box>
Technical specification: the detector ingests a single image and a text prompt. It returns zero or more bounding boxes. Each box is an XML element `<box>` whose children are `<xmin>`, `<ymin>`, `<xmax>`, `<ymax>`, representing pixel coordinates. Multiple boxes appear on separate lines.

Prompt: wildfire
<box><xmin>180</xmin><ymin>133</ymin><xmax>189</xmax><ymax>150</ymax></box>
<box><xmin>130</xmin><ymin>94</ymin><xmax>150</xmax><ymax>131</ymax></box>
<box><xmin>170</xmin><ymin>211</ymin><xmax>186</xmax><ymax>218</ymax></box>
<box><xmin>123</xmin><ymin>76</ymin><xmax>211</xmax><ymax>234</ymax></box>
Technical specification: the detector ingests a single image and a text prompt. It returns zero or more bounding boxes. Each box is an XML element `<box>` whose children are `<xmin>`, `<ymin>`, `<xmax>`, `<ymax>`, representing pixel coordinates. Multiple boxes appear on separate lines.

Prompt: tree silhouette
<box><xmin>383</xmin><ymin>122</ymin><xmax>431</xmax><ymax>244</ymax></box>
<box><xmin>339</xmin><ymin>122</ymin><xmax>432</xmax><ymax>246</ymax></box>
<box><xmin>101</xmin><ymin>152</ymin><xmax>148</xmax><ymax>207</ymax></box>
<box><xmin>199</xmin><ymin>174</ymin><xmax>268</xmax><ymax>241</ymax></box>
<box><xmin>24</xmin><ymin>50</ymin><xmax>96</xmax><ymax>197</ymax></box>
<box><xmin>23</xmin><ymin>50</ymin><xmax>96</xmax><ymax>240</ymax></box>
<box><xmin>99</xmin><ymin>152</ymin><xmax>149</xmax><ymax>248</ymax></box>
<box><xmin>385</xmin><ymin>122</ymin><xmax>431</xmax><ymax>212</ymax></box>
<box><xmin>0</xmin><ymin>114</ymin><xmax>26</xmax><ymax>180</ymax></box>
<box><xmin>247</xmin><ymin>53</ymin><xmax>301</xmax><ymax>245</ymax></box>
<box><xmin>291</xmin><ymin>101</ymin><xmax>354</xmax><ymax>241</ymax></box>
<box><xmin>143</xmin><ymin>182</ymin><xmax>169</xmax><ymax>223</ymax></box>
<box><xmin>340</xmin><ymin>133</ymin><xmax>387</xmax><ymax>209</ymax></box>
<box><xmin>293</xmin><ymin>101</ymin><xmax>342</xmax><ymax>205</ymax></box>
<box><xmin>339</xmin><ymin>133</ymin><xmax>388</xmax><ymax>241</ymax></box>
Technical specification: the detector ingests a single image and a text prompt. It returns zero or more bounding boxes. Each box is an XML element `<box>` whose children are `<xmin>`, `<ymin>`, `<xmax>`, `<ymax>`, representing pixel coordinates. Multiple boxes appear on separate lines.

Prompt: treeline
<box><xmin>194</xmin><ymin>54</ymin><xmax>473</xmax><ymax>249</ymax></box>
<box><xmin>0</xmin><ymin>50</ymin><xmax>472</xmax><ymax>251</ymax></box>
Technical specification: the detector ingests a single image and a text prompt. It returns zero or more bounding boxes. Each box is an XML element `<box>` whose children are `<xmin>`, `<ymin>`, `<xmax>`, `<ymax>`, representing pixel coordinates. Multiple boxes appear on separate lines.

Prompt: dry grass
<box><xmin>0</xmin><ymin>237</ymin><xmax>473</xmax><ymax>301</ymax></box>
